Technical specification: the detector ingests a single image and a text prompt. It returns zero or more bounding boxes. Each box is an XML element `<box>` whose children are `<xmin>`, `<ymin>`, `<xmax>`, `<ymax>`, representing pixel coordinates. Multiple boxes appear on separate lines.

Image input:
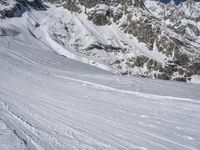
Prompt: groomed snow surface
<box><xmin>0</xmin><ymin>8</ymin><xmax>200</xmax><ymax>150</ymax></box>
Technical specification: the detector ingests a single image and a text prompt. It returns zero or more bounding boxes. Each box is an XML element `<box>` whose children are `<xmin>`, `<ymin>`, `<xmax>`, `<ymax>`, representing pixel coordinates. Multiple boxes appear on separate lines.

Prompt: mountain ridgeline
<box><xmin>1</xmin><ymin>0</ymin><xmax>200</xmax><ymax>82</ymax></box>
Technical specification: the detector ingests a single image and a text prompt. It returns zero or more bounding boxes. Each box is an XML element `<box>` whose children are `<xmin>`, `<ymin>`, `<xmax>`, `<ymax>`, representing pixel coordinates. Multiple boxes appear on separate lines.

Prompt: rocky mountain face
<box><xmin>1</xmin><ymin>0</ymin><xmax>200</xmax><ymax>82</ymax></box>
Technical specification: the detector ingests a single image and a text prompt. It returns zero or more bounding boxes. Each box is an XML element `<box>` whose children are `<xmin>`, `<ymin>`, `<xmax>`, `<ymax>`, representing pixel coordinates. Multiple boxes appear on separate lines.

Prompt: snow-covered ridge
<box><xmin>42</xmin><ymin>0</ymin><xmax>200</xmax><ymax>81</ymax></box>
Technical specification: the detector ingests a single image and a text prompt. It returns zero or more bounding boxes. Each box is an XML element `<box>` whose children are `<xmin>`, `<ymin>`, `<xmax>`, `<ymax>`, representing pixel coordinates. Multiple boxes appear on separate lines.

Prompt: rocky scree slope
<box><xmin>1</xmin><ymin>0</ymin><xmax>200</xmax><ymax>82</ymax></box>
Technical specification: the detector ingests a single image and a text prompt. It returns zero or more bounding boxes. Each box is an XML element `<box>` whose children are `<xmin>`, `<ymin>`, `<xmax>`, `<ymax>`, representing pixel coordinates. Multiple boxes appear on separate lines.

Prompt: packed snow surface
<box><xmin>0</xmin><ymin>8</ymin><xmax>200</xmax><ymax>150</ymax></box>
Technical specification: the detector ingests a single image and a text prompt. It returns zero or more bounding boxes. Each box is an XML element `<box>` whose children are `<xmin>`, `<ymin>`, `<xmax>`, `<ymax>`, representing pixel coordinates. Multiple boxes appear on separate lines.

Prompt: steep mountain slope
<box><xmin>1</xmin><ymin>0</ymin><xmax>200</xmax><ymax>82</ymax></box>
<box><xmin>1</xmin><ymin>9</ymin><xmax>200</xmax><ymax>149</ymax></box>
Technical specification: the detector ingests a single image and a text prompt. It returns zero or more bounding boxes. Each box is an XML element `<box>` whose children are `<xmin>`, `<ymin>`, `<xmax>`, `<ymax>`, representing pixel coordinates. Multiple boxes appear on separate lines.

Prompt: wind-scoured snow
<box><xmin>0</xmin><ymin>7</ymin><xmax>200</xmax><ymax>150</ymax></box>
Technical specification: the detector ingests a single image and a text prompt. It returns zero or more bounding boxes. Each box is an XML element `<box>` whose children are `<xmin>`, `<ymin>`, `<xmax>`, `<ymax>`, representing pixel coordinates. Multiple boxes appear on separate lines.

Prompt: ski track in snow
<box><xmin>54</xmin><ymin>75</ymin><xmax>200</xmax><ymax>105</ymax></box>
<box><xmin>0</xmin><ymin>9</ymin><xmax>200</xmax><ymax>150</ymax></box>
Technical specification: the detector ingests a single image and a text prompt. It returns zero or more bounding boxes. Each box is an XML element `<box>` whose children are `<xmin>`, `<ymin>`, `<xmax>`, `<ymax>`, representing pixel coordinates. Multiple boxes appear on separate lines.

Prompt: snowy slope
<box><xmin>1</xmin><ymin>9</ymin><xmax>200</xmax><ymax>150</ymax></box>
<box><xmin>1</xmin><ymin>0</ymin><xmax>200</xmax><ymax>82</ymax></box>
